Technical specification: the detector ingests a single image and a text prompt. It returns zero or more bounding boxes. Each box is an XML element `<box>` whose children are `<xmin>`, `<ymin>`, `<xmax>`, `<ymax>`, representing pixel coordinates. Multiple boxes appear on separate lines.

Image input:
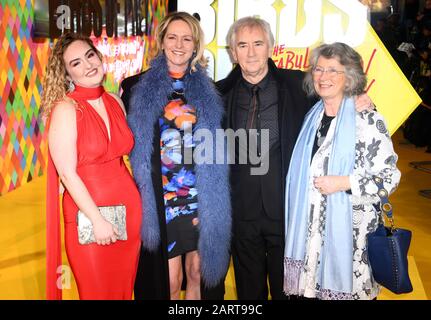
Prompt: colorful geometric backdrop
<box><xmin>0</xmin><ymin>0</ymin><xmax>168</xmax><ymax>195</ymax></box>
<box><xmin>0</xmin><ymin>0</ymin><xmax>49</xmax><ymax>195</ymax></box>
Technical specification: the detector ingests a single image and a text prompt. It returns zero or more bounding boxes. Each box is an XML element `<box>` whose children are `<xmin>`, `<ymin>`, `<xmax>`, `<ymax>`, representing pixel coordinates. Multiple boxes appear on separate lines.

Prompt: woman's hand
<box><xmin>92</xmin><ymin>217</ymin><xmax>119</xmax><ymax>246</ymax></box>
<box><xmin>192</xmin><ymin>218</ymin><xmax>199</xmax><ymax>226</ymax></box>
<box><xmin>314</xmin><ymin>175</ymin><xmax>350</xmax><ymax>195</ymax></box>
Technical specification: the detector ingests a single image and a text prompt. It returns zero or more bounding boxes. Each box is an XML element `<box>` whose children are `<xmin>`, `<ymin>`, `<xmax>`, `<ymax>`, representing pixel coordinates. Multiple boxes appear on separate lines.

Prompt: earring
<box><xmin>68</xmin><ymin>80</ymin><xmax>75</xmax><ymax>92</ymax></box>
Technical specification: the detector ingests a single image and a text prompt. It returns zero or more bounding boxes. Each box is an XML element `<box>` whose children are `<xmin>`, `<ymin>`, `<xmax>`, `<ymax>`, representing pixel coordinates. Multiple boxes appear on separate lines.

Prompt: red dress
<box><xmin>46</xmin><ymin>85</ymin><xmax>142</xmax><ymax>300</ymax></box>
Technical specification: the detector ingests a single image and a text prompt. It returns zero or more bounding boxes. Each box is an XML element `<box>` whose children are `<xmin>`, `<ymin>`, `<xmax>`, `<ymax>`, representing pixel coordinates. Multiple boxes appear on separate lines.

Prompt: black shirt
<box><xmin>312</xmin><ymin>112</ymin><xmax>335</xmax><ymax>158</ymax></box>
<box><xmin>235</xmin><ymin>72</ymin><xmax>280</xmax><ymax>160</ymax></box>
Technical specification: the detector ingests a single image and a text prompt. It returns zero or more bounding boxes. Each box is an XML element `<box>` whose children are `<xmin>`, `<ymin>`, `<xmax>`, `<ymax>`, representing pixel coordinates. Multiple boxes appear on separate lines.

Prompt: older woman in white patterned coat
<box><xmin>283</xmin><ymin>42</ymin><xmax>401</xmax><ymax>300</ymax></box>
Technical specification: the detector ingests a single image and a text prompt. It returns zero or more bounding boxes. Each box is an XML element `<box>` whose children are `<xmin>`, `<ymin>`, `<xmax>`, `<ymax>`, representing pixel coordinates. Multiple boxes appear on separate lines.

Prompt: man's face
<box><xmin>230</xmin><ymin>26</ymin><xmax>272</xmax><ymax>84</ymax></box>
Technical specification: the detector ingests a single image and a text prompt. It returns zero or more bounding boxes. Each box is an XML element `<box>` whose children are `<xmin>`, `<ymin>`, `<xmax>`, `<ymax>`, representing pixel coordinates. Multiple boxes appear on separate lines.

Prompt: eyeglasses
<box><xmin>312</xmin><ymin>66</ymin><xmax>345</xmax><ymax>77</ymax></box>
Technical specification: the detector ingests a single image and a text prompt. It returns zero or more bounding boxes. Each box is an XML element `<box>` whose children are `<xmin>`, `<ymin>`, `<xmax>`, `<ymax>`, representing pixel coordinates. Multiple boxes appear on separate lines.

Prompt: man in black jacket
<box><xmin>216</xmin><ymin>16</ymin><xmax>313</xmax><ymax>300</ymax></box>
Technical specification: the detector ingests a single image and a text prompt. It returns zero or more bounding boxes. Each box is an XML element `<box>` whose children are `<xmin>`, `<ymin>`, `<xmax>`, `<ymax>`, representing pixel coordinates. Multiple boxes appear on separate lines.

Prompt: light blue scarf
<box><xmin>284</xmin><ymin>97</ymin><xmax>356</xmax><ymax>298</ymax></box>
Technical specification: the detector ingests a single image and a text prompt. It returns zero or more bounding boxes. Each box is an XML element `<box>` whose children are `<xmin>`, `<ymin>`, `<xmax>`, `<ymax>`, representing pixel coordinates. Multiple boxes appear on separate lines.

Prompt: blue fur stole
<box><xmin>128</xmin><ymin>54</ymin><xmax>231</xmax><ymax>287</ymax></box>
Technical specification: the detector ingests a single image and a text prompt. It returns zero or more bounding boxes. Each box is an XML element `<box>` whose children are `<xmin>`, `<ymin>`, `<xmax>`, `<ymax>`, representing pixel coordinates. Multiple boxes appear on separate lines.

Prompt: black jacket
<box><xmin>216</xmin><ymin>59</ymin><xmax>314</xmax><ymax>220</ymax></box>
<box><xmin>121</xmin><ymin>72</ymin><xmax>144</xmax><ymax>113</ymax></box>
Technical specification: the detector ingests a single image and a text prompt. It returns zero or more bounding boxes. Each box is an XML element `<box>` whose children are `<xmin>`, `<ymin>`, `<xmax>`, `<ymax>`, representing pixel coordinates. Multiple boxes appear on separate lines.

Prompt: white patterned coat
<box><xmin>301</xmin><ymin>110</ymin><xmax>401</xmax><ymax>300</ymax></box>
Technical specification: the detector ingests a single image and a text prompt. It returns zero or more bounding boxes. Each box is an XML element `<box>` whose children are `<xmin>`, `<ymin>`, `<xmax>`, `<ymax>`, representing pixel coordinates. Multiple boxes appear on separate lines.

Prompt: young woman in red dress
<box><xmin>41</xmin><ymin>33</ymin><xmax>142</xmax><ymax>300</ymax></box>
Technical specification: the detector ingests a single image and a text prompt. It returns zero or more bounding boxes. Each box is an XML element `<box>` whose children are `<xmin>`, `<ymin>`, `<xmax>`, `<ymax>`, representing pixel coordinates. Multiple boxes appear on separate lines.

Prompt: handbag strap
<box><xmin>373</xmin><ymin>176</ymin><xmax>396</xmax><ymax>231</ymax></box>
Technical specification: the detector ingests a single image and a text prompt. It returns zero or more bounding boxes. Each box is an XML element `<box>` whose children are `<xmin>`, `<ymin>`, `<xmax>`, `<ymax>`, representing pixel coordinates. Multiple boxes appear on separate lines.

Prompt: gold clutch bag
<box><xmin>77</xmin><ymin>205</ymin><xmax>127</xmax><ymax>245</ymax></box>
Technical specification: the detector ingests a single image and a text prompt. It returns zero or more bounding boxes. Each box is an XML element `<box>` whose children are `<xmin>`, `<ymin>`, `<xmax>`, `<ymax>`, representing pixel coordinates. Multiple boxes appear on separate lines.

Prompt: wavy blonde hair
<box><xmin>154</xmin><ymin>11</ymin><xmax>207</xmax><ymax>72</ymax></box>
<box><xmin>41</xmin><ymin>33</ymin><xmax>103</xmax><ymax>116</ymax></box>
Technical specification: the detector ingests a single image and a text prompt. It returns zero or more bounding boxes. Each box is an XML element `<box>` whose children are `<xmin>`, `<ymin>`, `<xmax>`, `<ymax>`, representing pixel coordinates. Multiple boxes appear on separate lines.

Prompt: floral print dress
<box><xmin>159</xmin><ymin>72</ymin><xmax>199</xmax><ymax>259</ymax></box>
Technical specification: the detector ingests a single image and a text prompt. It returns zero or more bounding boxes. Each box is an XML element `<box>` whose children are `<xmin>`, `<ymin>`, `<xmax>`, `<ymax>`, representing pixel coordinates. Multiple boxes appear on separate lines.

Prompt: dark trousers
<box><xmin>231</xmin><ymin>207</ymin><xmax>287</xmax><ymax>300</ymax></box>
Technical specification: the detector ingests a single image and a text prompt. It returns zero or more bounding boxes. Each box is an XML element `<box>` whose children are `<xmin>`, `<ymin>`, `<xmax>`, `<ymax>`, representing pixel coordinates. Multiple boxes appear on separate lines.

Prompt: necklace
<box><xmin>316</xmin><ymin>114</ymin><xmax>334</xmax><ymax>147</ymax></box>
<box><xmin>89</xmin><ymin>97</ymin><xmax>103</xmax><ymax>109</ymax></box>
<box><xmin>172</xmin><ymin>89</ymin><xmax>185</xmax><ymax>96</ymax></box>
<box><xmin>169</xmin><ymin>78</ymin><xmax>187</xmax><ymax>103</ymax></box>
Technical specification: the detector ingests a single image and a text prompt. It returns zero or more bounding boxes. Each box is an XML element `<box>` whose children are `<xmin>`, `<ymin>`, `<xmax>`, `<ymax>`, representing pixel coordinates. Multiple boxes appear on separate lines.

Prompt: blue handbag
<box><xmin>367</xmin><ymin>176</ymin><xmax>413</xmax><ymax>294</ymax></box>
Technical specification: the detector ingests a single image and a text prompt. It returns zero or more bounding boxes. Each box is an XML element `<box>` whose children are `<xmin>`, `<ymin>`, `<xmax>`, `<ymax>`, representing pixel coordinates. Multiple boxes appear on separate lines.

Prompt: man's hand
<box><xmin>354</xmin><ymin>94</ymin><xmax>374</xmax><ymax>112</ymax></box>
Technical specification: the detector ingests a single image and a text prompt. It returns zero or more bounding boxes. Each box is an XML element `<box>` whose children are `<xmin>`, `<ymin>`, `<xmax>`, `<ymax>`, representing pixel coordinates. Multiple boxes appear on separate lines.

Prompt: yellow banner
<box><xmin>179</xmin><ymin>0</ymin><xmax>421</xmax><ymax>134</ymax></box>
<box><xmin>270</xmin><ymin>0</ymin><xmax>421</xmax><ymax>134</ymax></box>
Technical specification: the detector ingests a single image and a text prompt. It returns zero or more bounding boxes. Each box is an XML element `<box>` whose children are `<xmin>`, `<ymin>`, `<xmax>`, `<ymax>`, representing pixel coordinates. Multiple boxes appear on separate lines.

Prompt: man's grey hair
<box><xmin>226</xmin><ymin>16</ymin><xmax>275</xmax><ymax>49</ymax></box>
<box><xmin>303</xmin><ymin>42</ymin><xmax>367</xmax><ymax>97</ymax></box>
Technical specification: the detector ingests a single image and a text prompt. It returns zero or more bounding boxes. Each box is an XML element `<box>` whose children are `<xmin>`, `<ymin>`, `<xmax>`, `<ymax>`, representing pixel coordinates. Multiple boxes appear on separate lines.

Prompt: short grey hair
<box><xmin>226</xmin><ymin>16</ymin><xmax>275</xmax><ymax>49</ymax></box>
<box><xmin>303</xmin><ymin>42</ymin><xmax>367</xmax><ymax>97</ymax></box>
